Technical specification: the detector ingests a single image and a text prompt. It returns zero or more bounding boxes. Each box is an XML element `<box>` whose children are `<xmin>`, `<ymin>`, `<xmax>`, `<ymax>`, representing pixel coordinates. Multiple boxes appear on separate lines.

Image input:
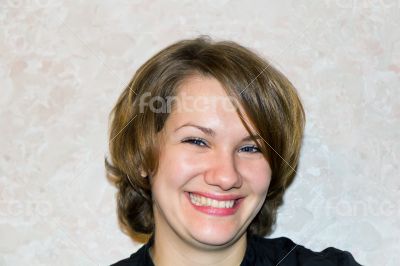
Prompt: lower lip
<box><xmin>185</xmin><ymin>192</ymin><xmax>243</xmax><ymax>216</ymax></box>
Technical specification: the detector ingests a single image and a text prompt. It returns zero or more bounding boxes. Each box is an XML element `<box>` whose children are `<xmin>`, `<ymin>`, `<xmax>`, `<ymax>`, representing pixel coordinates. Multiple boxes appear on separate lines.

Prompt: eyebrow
<box><xmin>174</xmin><ymin>122</ymin><xmax>261</xmax><ymax>142</ymax></box>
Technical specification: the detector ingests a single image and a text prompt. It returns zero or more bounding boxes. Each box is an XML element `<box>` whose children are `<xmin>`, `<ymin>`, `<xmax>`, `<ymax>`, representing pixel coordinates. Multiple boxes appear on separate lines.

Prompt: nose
<box><xmin>204</xmin><ymin>152</ymin><xmax>243</xmax><ymax>190</ymax></box>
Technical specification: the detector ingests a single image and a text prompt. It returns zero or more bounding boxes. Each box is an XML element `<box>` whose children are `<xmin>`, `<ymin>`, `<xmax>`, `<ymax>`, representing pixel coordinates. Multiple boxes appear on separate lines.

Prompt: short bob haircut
<box><xmin>105</xmin><ymin>36</ymin><xmax>305</xmax><ymax>238</ymax></box>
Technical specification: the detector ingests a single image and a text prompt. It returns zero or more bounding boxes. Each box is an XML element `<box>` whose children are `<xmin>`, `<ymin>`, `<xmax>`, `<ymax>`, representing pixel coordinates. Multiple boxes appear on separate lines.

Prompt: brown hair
<box><xmin>105</xmin><ymin>36</ymin><xmax>305</xmax><ymax>238</ymax></box>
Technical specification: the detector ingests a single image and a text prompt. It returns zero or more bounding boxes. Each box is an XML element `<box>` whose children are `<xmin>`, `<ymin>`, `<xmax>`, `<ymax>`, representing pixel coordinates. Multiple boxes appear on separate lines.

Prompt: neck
<box><xmin>150</xmin><ymin>226</ymin><xmax>247</xmax><ymax>266</ymax></box>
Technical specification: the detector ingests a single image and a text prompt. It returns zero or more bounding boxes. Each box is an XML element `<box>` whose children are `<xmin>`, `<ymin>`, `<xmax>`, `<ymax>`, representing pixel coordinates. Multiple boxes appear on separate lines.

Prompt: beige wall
<box><xmin>1</xmin><ymin>1</ymin><xmax>399</xmax><ymax>265</ymax></box>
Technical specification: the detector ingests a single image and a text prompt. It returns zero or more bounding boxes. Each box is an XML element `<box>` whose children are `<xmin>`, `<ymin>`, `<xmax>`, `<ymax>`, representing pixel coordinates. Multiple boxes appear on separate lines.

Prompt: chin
<box><xmin>189</xmin><ymin>226</ymin><xmax>243</xmax><ymax>247</ymax></box>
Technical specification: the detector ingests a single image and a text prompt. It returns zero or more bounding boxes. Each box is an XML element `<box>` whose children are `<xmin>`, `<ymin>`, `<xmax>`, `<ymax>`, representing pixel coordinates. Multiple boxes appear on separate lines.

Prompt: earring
<box><xmin>140</xmin><ymin>168</ymin><xmax>147</xmax><ymax>178</ymax></box>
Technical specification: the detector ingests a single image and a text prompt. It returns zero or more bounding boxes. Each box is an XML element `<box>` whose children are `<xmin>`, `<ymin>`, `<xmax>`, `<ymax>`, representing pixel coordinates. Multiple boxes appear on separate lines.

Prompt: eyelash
<box><xmin>181</xmin><ymin>137</ymin><xmax>261</xmax><ymax>153</ymax></box>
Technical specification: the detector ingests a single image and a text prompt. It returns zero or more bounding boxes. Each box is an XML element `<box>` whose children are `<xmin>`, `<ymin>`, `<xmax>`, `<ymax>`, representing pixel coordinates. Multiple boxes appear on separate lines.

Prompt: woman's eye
<box><xmin>240</xmin><ymin>145</ymin><xmax>261</xmax><ymax>153</ymax></box>
<box><xmin>182</xmin><ymin>138</ymin><xmax>208</xmax><ymax>147</ymax></box>
<box><xmin>181</xmin><ymin>139</ymin><xmax>260</xmax><ymax>153</ymax></box>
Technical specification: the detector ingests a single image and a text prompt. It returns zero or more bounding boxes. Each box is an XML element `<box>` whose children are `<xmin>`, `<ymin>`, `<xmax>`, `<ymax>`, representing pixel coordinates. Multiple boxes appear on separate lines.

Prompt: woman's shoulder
<box><xmin>110</xmin><ymin>243</ymin><xmax>152</xmax><ymax>266</ymax></box>
<box><xmin>246</xmin><ymin>234</ymin><xmax>362</xmax><ymax>266</ymax></box>
<box><xmin>110</xmin><ymin>235</ymin><xmax>362</xmax><ymax>266</ymax></box>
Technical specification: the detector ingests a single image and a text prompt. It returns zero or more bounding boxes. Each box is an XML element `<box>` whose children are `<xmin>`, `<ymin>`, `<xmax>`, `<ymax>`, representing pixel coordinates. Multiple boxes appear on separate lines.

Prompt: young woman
<box><xmin>105</xmin><ymin>37</ymin><xmax>361</xmax><ymax>266</ymax></box>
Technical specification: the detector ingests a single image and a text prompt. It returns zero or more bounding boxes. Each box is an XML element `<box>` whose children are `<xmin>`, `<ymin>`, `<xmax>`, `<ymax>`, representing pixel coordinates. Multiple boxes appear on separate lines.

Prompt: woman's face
<box><xmin>151</xmin><ymin>75</ymin><xmax>272</xmax><ymax>250</ymax></box>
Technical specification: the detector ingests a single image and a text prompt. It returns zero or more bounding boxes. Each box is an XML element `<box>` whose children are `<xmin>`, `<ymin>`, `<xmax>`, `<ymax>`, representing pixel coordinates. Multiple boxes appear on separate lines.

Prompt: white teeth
<box><xmin>189</xmin><ymin>193</ymin><xmax>236</xmax><ymax>208</ymax></box>
<box><xmin>207</xmin><ymin>198</ymin><xmax>212</xmax><ymax>206</ymax></box>
<box><xmin>211</xmin><ymin>199</ymin><xmax>218</xmax><ymax>207</ymax></box>
<box><xmin>201</xmin><ymin>197</ymin><xmax>206</xmax><ymax>205</ymax></box>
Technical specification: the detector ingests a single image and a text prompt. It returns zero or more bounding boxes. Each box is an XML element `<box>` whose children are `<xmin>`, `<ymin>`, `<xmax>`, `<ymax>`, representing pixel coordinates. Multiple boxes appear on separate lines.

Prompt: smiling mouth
<box><xmin>185</xmin><ymin>192</ymin><xmax>244</xmax><ymax>216</ymax></box>
<box><xmin>187</xmin><ymin>192</ymin><xmax>242</xmax><ymax>209</ymax></box>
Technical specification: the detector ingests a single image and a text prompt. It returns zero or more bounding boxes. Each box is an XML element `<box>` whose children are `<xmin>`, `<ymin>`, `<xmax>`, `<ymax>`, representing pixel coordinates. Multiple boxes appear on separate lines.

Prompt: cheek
<box><xmin>154</xmin><ymin>147</ymin><xmax>200</xmax><ymax>188</ymax></box>
<box><xmin>244</xmin><ymin>161</ymin><xmax>272</xmax><ymax>195</ymax></box>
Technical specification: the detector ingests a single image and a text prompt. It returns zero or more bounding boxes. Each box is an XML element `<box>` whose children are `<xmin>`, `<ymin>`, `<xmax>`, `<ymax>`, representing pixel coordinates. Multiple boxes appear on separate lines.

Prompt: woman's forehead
<box><xmin>176</xmin><ymin>75</ymin><xmax>229</xmax><ymax>98</ymax></box>
<box><xmin>162</xmin><ymin>75</ymin><xmax>258</xmax><ymax>135</ymax></box>
<box><xmin>173</xmin><ymin>76</ymin><xmax>240</xmax><ymax>112</ymax></box>
<box><xmin>164</xmin><ymin>103</ymin><xmax>257</xmax><ymax>138</ymax></box>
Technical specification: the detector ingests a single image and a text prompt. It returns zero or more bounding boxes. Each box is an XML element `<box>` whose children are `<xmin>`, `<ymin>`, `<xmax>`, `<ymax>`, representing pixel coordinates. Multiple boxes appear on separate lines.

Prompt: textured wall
<box><xmin>1</xmin><ymin>1</ymin><xmax>399</xmax><ymax>265</ymax></box>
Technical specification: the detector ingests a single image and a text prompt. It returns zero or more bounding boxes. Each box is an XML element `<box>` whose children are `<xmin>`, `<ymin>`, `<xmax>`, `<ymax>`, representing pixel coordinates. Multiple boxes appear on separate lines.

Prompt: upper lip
<box><xmin>188</xmin><ymin>191</ymin><xmax>244</xmax><ymax>201</ymax></box>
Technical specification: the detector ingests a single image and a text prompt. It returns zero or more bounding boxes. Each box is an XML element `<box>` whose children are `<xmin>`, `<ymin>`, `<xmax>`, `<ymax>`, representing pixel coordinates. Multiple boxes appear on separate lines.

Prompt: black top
<box><xmin>111</xmin><ymin>234</ymin><xmax>362</xmax><ymax>266</ymax></box>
